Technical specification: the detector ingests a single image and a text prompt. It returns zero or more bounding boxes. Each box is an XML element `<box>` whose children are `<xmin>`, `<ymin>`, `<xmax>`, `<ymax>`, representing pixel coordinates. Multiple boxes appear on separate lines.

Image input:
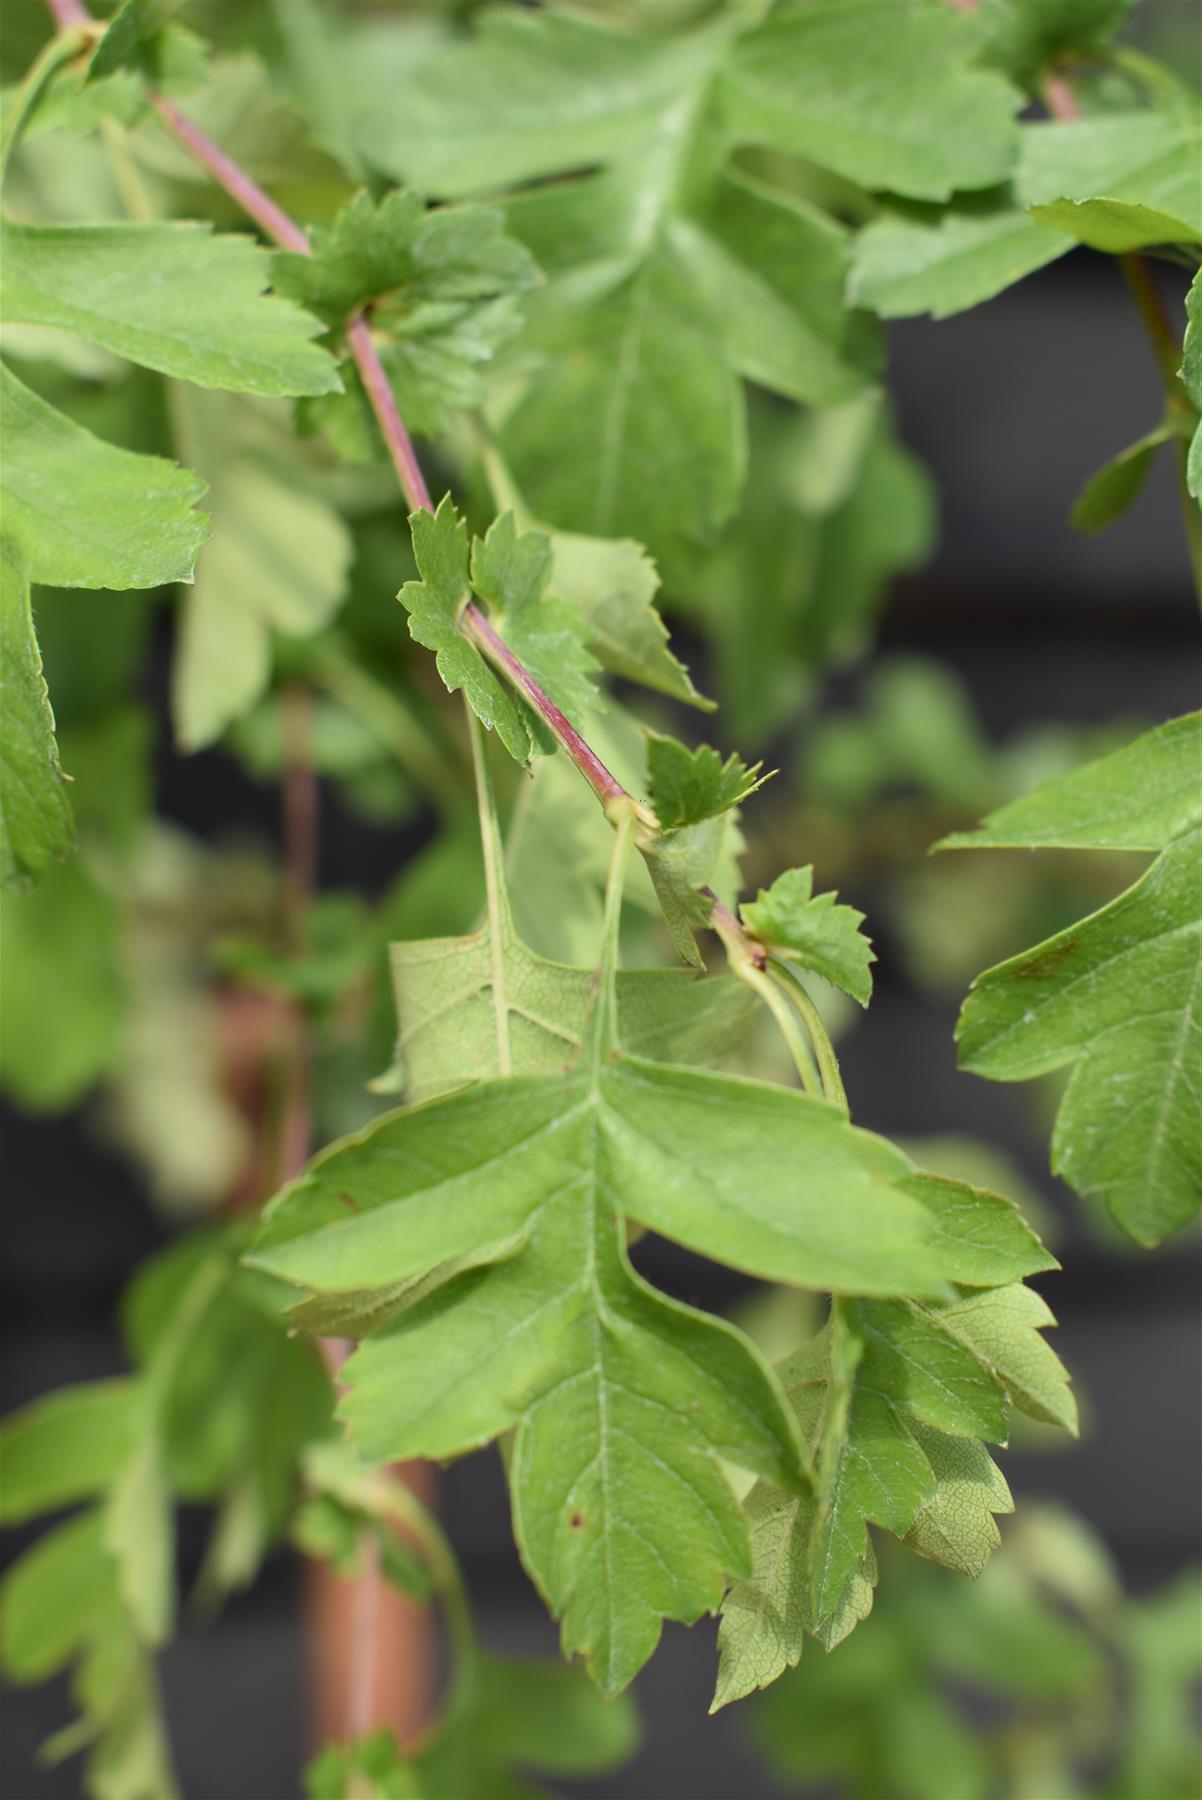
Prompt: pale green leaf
<box><xmin>1071</xmin><ymin>425</ymin><xmax>1178</xmax><ymax>531</ymax></box>
<box><xmin>0</xmin><ymin>1510</ymin><xmax>116</xmax><ymax>1683</ymax></box>
<box><xmin>0</xmin><ymin>857</ymin><xmax>125</xmax><ymax>1112</ymax></box>
<box><xmin>0</xmin><ymin>1381</ymin><xmax>139</xmax><ymax>1526</ymax></box>
<box><xmin>742</xmin><ymin>866</ymin><xmax>875</xmax><ymax>1006</ymax></box>
<box><xmin>170</xmin><ymin>389</ymin><xmax>352</xmax><ymax>750</ymax></box>
<box><xmin>0</xmin><ymin>542</ymin><xmax>73</xmax><ymax>891</ymax></box>
<box><xmin>0</xmin><ymin>221</ymin><xmax>340</xmax><ymax>397</ymax></box>
<box><xmin>1019</xmin><ymin>107</ymin><xmax>1202</xmax><ymax>241</ymax></box>
<box><xmin>1029</xmin><ymin>195</ymin><xmax>1201</xmax><ymax>249</ymax></box>
<box><xmin>368</xmin><ymin>8</ymin><xmax>878</xmax><ymax>556</ymax></box>
<box><xmin>388</xmin><ymin>915</ymin><xmax>759</xmax><ymax>1104</ymax></box>
<box><xmin>1182</xmin><ymin>272</ymin><xmax>1201</xmax><ymax>503</ymax></box>
<box><xmin>849</xmin><ymin>191</ymin><xmax>1069</xmax><ymax>320</ymax></box>
<box><xmin>0</xmin><ymin>362</ymin><xmax>208</xmax><ymax>589</ymax></box>
<box><xmin>547</xmin><ymin>526</ymin><xmax>709</xmax><ymax>708</ymax></box>
<box><xmin>721</xmin><ymin>1</ymin><xmax>1022</xmax><ymax>200</ymax></box>
<box><xmin>902</xmin><ymin>1422</ymin><xmax>1014</xmax><ymax>1578</ymax></box>
<box><xmin>103</xmin><ymin>1436</ymin><xmax>174</xmax><ymax>1646</ymax></box>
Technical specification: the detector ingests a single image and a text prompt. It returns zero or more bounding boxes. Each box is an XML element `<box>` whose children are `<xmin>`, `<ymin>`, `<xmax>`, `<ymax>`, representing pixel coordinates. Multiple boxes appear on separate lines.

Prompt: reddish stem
<box><xmin>1041</xmin><ymin>71</ymin><xmax>1080</xmax><ymax>120</ymax></box>
<box><xmin>44</xmin><ymin>0</ymin><xmax>90</xmax><ymax>27</ymax></box>
<box><xmin>345</xmin><ymin>316</ymin><xmax>434</xmax><ymax>516</ymax></box>
<box><xmin>462</xmin><ymin>602</ymin><xmax>628</xmax><ymax>807</ymax></box>
<box><xmin>150</xmin><ymin>95</ymin><xmax>311</xmax><ymax>253</ymax></box>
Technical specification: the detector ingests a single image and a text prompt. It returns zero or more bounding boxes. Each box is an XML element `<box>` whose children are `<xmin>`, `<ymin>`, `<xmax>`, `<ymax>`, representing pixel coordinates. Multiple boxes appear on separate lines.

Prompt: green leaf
<box><xmin>979</xmin><ymin>0</ymin><xmax>1135</xmax><ymax>87</ymax></box>
<box><xmin>0</xmin><ymin>857</ymin><xmax>125</xmax><ymax>1112</ymax></box>
<box><xmin>0</xmin><ymin>222</ymin><xmax>340</xmax><ymax>397</ymax></box>
<box><xmin>720</xmin><ymin>1</ymin><xmax>1022</xmax><ymax>200</ymax></box>
<box><xmin>742</xmin><ymin>867</ymin><xmax>875</xmax><ymax>1007</ymax></box>
<box><xmin>849</xmin><ymin>191</ymin><xmax>1070</xmax><ymax>321</ymax></box>
<box><xmin>1021</xmin><ymin>107</ymin><xmax>1202</xmax><ymax>244</ymax></box>
<box><xmin>1071</xmin><ymin>424</ymin><xmax>1179</xmax><ymax>531</ymax></box>
<box><xmin>940</xmin><ymin>711</ymin><xmax>1201</xmax><ymax>852</ymax></box>
<box><xmin>712</xmin><ymin>1270</ymin><xmax>1069</xmax><ymax>1708</ymax></box>
<box><xmin>278</xmin><ymin>189</ymin><xmax>538</xmax><ymax>443</ymax></box>
<box><xmin>246</xmin><ymin>1043</ymin><xmax>1041</xmax><ymax>1690</ymax></box>
<box><xmin>1182</xmin><ymin>271</ymin><xmax>1202</xmax><ymax>503</ymax></box>
<box><xmin>0</xmin><ymin>1509</ymin><xmax>117</xmax><ymax>1683</ymax></box>
<box><xmin>307</xmin><ymin>1731</ymin><xmax>421</xmax><ymax>1800</ymax></box>
<box><xmin>400</xmin><ymin>500</ymin><xmax>601</xmax><ymax>761</ymax></box>
<box><xmin>1029</xmin><ymin>195</ymin><xmax>1201</xmax><ymax>250</ymax></box>
<box><xmin>469</xmin><ymin>511</ymin><xmax>600</xmax><ymax>742</ymax></box>
<box><xmin>388</xmin><ymin>912</ymin><xmax>761</xmax><ymax>1107</ymax></box>
<box><xmin>943</xmin><ymin>714</ymin><xmax>1202</xmax><ymax>1243</ymax></box>
<box><xmin>546</xmin><ymin>526</ymin><xmax>709</xmax><ymax>709</ymax></box>
<box><xmin>851</xmin><ymin>108</ymin><xmax>1202</xmax><ymax>321</ymax></box>
<box><xmin>399</xmin><ymin>497</ymin><xmax>531</xmax><ymax>764</ymax></box>
<box><xmin>368</xmin><ymin>9</ymin><xmax>881</xmax><ymax>557</ymax></box>
<box><xmin>88</xmin><ymin>0</ymin><xmax>184</xmax><ymax>83</ymax></box>
<box><xmin>645</xmin><ymin>732</ymin><xmax>768</xmax><ymax>830</ymax></box>
<box><xmin>0</xmin><ymin>543</ymin><xmax>73</xmax><ymax>891</ymax></box>
<box><xmin>103</xmin><ymin>1436</ymin><xmax>174</xmax><ymax>1646</ymax></box>
<box><xmin>274</xmin><ymin>188</ymin><xmax>537</xmax><ymax>332</ymax></box>
<box><xmin>0</xmin><ymin>362</ymin><xmax>208</xmax><ymax>589</ymax></box>
<box><xmin>170</xmin><ymin>389</ymin><xmax>352</xmax><ymax>750</ymax></box>
<box><xmin>0</xmin><ymin>1381</ymin><xmax>139</xmax><ymax>1526</ymax></box>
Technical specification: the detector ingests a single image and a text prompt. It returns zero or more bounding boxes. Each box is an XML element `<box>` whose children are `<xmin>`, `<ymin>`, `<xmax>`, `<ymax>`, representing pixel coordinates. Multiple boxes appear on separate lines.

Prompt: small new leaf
<box><xmin>400</xmin><ymin>499</ymin><xmax>599</xmax><ymax>764</ymax></box>
<box><xmin>646</xmin><ymin>731</ymin><xmax>769</xmax><ymax>831</ymax></box>
<box><xmin>742</xmin><ymin>867</ymin><xmax>875</xmax><ymax>1007</ymax></box>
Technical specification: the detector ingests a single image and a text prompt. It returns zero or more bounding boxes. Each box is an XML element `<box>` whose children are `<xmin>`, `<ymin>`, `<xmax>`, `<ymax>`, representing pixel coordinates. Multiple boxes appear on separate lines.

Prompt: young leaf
<box><xmin>849</xmin><ymin>192</ymin><xmax>1070</xmax><ymax>321</ymax></box>
<box><xmin>0</xmin><ymin>363</ymin><xmax>208</xmax><ymax>590</ymax></box>
<box><xmin>400</xmin><ymin>499</ymin><xmax>531</xmax><ymax>764</ymax></box>
<box><xmin>0</xmin><ymin>1509</ymin><xmax>117</xmax><ymax>1684</ymax></box>
<box><xmin>742</xmin><ymin>867</ymin><xmax>875</xmax><ymax>1007</ymax></box>
<box><xmin>400</xmin><ymin>499</ymin><xmax>600</xmax><ymax>762</ymax></box>
<box><xmin>646</xmin><ymin>732</ymin><xmax>768</xmax><ymax>830</ymax></box>
<box><xmin>1</xmin><ymin>222</ymin><xmax>340</xmax><ymax>397</ymax></box>
<box><xmin>0</xmin><ymin>544</ymin><xmax>73</xmax><ymax>891</ymax></box>
<box><xmin>275</xmin><ymin>189</ymin><xmax>538</xmax><ymax>442</ymax></box>
<box><xmin>941</xmin><ymin>713</ymin><xmax>1202</xmax><ymax>1244</ymax></box>
<box><xmin>171</xmin><ymin>389</ymin><xmax>352</xmax><ymax>750</ymax></box>
<box><xmin>469</xmin><ymin>511</ymin><xmax>600</xmax><ymax>742</ymax></box>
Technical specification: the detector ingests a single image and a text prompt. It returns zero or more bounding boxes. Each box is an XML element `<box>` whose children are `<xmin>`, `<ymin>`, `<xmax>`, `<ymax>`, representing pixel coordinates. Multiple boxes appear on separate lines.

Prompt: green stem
<box><xmin>1</xmin><ymin>23</ymin><xmax>92</xmax><ymax>184</ymax></box>
<box><xmin>587</xmin><ymin>803</ymin><xmax>637</xmax><ymax>1070</ymax></box>
<box><xmin>741</xmin><ymin>961</ymin><xmax>823</xmax><ymax>1097</ymax></box>
<box><xmin>767</xmin><ymin>961</ymin><xmax>848</xmax><ymax>1112</ymax></box>
<box><xmin>467</xmin><ymin>709</ymin><xmax>514</xmax><ymax>1076</ymax></box>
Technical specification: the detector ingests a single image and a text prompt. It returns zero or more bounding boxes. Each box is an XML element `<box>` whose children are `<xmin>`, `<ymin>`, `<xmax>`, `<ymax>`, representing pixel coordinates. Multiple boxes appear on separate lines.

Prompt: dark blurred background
<box><xmin>3</xmin><ymin>243</ymin><xmax>1200</xmax><ymax>1798</ymax></box>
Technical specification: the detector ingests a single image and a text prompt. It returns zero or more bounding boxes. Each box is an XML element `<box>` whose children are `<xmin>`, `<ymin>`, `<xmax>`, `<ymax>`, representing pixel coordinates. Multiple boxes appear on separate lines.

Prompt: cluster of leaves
<box><xmin>0</xmin><ymin>0</ymin><xmax>1198</xmax><ymax>1795</ymax></box>
<box><xmin>753</xmin><ymin>1506</ymin><xmax>1202</xmax><ymax>1800</ymax></box>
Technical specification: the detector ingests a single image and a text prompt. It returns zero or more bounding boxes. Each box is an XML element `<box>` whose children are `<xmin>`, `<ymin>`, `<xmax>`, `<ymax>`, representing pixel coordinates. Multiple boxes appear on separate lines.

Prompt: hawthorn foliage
<box><xmin>0</xmin><ymin>0</ymin><xmax>1197</xmax><ymax>1796</ymax></box>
